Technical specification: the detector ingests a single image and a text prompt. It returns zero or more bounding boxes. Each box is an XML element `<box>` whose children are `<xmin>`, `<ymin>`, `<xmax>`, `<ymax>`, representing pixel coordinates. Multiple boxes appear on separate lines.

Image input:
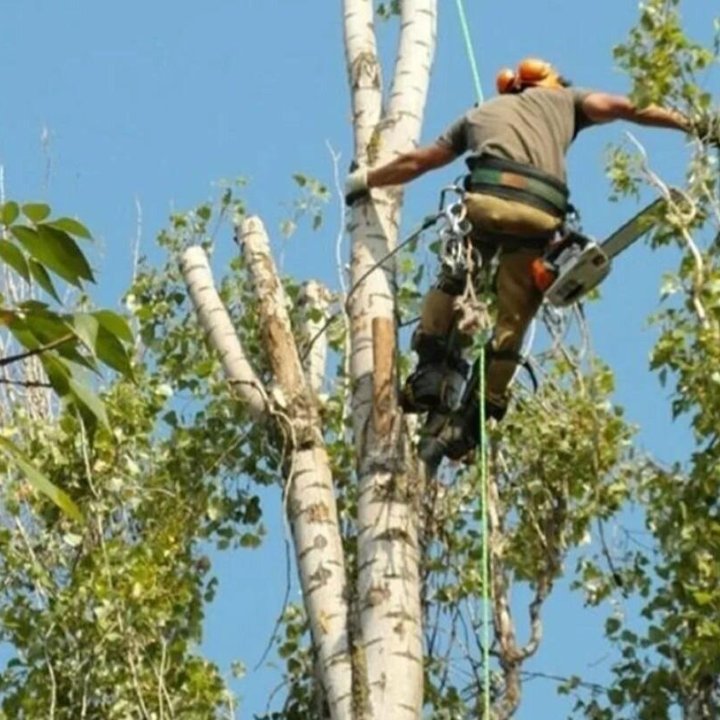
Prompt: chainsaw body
<box><xmin>540</xmin><ymin>231</ymin><xmax>612</xmax><ymax>307</ymax></box>
<box><xmin>533</xmin><ymin>195</ymin><xmax>673</xmax><ymax>307</ymax></box>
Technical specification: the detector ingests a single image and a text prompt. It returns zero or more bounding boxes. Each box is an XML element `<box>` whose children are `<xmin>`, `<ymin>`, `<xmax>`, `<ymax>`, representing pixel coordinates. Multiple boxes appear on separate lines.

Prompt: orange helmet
<box><xmin>496</xmin><ymin>58</ymin><xmax>565</xmax><ymax>94</ymax></box>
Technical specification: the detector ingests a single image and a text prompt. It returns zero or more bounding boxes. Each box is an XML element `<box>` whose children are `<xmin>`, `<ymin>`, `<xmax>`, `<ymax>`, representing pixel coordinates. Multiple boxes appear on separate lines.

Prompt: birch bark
<box><xmin>181</xmin><ymin>237</ymin><xmax>353</xmax><ymax>720</ymax></box>
<box><xmin>343</xmin><ymin>2</ymin><xmax>437</xmax><ymax>718</ymax></box>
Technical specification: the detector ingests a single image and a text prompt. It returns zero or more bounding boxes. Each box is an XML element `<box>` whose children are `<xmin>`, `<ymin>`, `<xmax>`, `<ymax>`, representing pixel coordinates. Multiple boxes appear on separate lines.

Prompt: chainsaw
<box><xmin>532</xmin><ymin>194</ymin><xmax>676</xmax><ymax>307</ymax></box>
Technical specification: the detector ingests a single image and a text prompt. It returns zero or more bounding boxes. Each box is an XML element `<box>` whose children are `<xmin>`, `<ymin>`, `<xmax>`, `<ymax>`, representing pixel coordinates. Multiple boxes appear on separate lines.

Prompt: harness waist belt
<box><xmin>465</xmin><ymin>154</ymin><xmax>569</xmax><ymax>217</ymax></box>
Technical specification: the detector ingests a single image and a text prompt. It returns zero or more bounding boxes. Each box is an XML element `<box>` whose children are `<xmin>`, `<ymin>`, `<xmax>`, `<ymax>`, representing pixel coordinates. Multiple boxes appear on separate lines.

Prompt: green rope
<box><xmin>477</xmin><ymin>342</ymin><xmax>491</xmax><ymax>719</ymax></box>
<box><xmin>455</xmin><ymin>4</ymin><xmax>490</xmax><ymax>714</ymax></box>
<box><xmin>455</xmin><ymin>2</ymin><xmax>491</xmax><ymax>709</ymax></box>
<box><xmin>455</xmin><ymin>0</ymin><xmax>485</xmax><ymax>104</ymax></box>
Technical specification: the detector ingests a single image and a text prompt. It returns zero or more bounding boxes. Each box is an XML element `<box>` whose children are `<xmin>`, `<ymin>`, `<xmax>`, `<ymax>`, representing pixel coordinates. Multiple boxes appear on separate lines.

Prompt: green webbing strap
<box><xmin>469</xmin><ymin>167</ymin><xmax>569</xmax><ymax>215</ymax></box>
<box><xmin>455</xmin><ymin>0</ymin><xmax>484</xmax><ymax>104</ymax></box>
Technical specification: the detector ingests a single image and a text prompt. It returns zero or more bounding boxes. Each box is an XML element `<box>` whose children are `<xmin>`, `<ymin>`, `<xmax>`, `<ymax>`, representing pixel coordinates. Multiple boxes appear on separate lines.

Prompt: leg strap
<box><xmin>485</xmin><ymin>345</ymin><xmax>539</xmax><ymax>393</ymax></box>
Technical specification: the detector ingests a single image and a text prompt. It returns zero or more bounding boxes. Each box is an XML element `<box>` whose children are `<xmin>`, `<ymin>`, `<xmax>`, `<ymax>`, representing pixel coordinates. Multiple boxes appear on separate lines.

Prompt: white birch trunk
<box><xmin>343</xmin><ymin>0</ymin><xmax>383</xmax><ymax>165</ymax></box>
<box><xmin>237</xmin><ymin>217</ymin><xmax>353</xmax><ymax>720</ymax></box>
<box><xmin>299</xmin><ymin>280</ymin><xmax>331</xmax><ymax>397</ymax></box>
<box><xmin>180</xmin><ymin>247</ymin><xmax>269</xmax><ymax>416</ymax></box>
<box><xmin>344</xmin><ymin>2</ymin><xmax>437</xmax><ymax>717</ymax></box>
<box><xmin>182</xmin><ymin>232</ymin><xmax>353</xmax><ymax>720</ymax></box>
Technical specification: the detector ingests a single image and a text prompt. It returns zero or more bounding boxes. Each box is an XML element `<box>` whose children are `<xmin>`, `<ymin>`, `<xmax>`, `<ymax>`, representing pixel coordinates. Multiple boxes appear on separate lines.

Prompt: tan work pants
<box><xmin>418</xmin><ymin>193</ymin><xmax>562</xmax><ymax>411</ymax></box>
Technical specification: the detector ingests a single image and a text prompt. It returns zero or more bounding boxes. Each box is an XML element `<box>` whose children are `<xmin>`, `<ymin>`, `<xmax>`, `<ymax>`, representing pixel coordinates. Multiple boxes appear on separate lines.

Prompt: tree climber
<box><xmin>345</xmin><ymin>57</ymin><xmax>703</xmax><ymax>464</ymax></box>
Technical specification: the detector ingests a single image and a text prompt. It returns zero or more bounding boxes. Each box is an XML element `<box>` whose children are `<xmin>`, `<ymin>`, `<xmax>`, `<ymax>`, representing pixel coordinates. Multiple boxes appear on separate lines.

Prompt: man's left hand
<box><xmin>345</xmin><ymin>166</ymin><xmax>369</xmax><ymax>206</ymax></box>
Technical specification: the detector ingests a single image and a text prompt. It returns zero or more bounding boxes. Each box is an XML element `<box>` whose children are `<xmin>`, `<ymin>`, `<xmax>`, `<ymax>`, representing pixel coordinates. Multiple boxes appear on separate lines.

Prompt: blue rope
<box><xmin>455</xmin><ymin>0</ymin><xmax>485</xmax><ymax>104</ymax></box>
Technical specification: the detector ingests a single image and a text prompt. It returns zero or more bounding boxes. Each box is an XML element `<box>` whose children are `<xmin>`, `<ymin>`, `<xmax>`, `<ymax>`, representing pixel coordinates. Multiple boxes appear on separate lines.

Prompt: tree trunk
<box><xmin>344</xmin><ymin>2</ymin><xmax>437</xmax><ymax>717</ymax></box>
<box><xmin>181</xmin><ymin>235</ymin><xmax>353</xmax><ymax>720</ymax></box>
<box><xmin>185</xmin><ymin>2</ymin><xmax>439</xmax><ymax>717</ymax></box>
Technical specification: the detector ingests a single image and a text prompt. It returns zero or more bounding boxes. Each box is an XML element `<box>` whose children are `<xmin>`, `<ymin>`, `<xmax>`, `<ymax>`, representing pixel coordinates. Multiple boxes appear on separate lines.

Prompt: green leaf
<box><xmin>71</xmin><ymin>313</ymin><xmax>131</xmax><ymax>377</ymax></box>
<box><xmin>692</xmin><ymin>590</ymin><xmax>715</xmax><ymax>606</ymax></box>
<box><xmin>0</xmin><ymin>436</ymin><xmax>82</xmax><ymax>522</ymax></box>
<box><xmin>0</xmin><ymin>240</ymin><xmax>30</xmax><ymax>283</ymax></box>
<box><xmin>40</xmin><ymin>353</ymin><xmax>71</xmax><ymax>396</ymax></box>
<box><xmin>28</xmin><ymin>259</ymin><xmax>61</xmax><ymax>302</ymax></box>
<box><xmin>12</xmin><ymin>225</ymin><xmax>94</xmax><ymax>287</ymax></box>
<box><xmin>95</xmin><ymin>326</ymin><xmax>133</xmax><ymax>377</ymax></box>
<box><xmin>21</xmin><ymin>203</ymin><xmax>51</xmax><ymax>223</ymax></box>
<box><xmin>1</xmin><ymin>201</ymin><xmax>19</xmax><ymax>226</ymax></box>
<box><xmin>72</xmin><ymin>313</ymin><xmax>100</xmax><ymax>352</ymax></box>
<box><xmin>93</xmin><ymin>310</ymin><xmax>133</xmax><ymax>344</ymax></box>
<box><xmin>45</xmin><ymin>217</ymin><xmax>92</xmax><ymax>239</ymax></box>
<box><xmin>68</xmin><ymin>377</ymin><xmax>109</xmax><ymax>429</ymax></box>
<box><xmin>14</xmin><ymin>307</ymin><xmax>72</xmax><ymax>345</ymax></box>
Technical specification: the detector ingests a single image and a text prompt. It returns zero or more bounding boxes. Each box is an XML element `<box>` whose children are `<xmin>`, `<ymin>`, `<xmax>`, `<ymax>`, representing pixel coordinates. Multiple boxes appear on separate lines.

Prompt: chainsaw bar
<box><xmin>541</xmin><ymin>191</ymin><xmax>679</xmax><ymax>308</ymax></box>
<box><xmin>600</xmin><ymin>195</ymin><xmax>670</xmax><ymax>259</ymax></box>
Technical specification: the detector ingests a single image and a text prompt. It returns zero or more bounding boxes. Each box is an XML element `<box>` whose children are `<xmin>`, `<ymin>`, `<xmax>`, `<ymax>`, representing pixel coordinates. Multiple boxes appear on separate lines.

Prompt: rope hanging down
<box><xmin>478</xmin><ymin>342</ymin><xmax>491</xmax><ymax>720</ymax></box>
<box><xmin>453</xmin><ymin>2</ymin><xmax>491</xmax><ymax>716</ymax></box>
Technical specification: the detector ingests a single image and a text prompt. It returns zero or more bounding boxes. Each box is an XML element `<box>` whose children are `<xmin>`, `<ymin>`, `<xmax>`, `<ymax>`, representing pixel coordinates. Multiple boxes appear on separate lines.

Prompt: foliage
<box><xmin>574</xmin><ymin>3</ymin><xmax>720</xmax><ymax>718</ymax></box>
<box><xmin>3</xmin><ymin>3</ymin><xmax>720</xmax><ymax>719</ymax></box>
<box><xmin>376</xmin><ymin>1</ymin><xmax>401</xmax><ymax>21</ymax></box>
<box><xmin>0</xmin><ymin>200</ymin><xmax>133</xmax><ymax>425</ymax></box>
<box><xmin>0</xmin><ymin>189</ymin><xmax>277</xmax><ymax>717</ymax></box>
<box><xmin>280</xmin><ymin>173</ymin><xmax>330</xmax><ymax>239</ymax></box>
<box><xmin>0</xmin><ymin>200</ymin><xmax>134</xmax><ymax>518</ymax></box>
<box><xmin>420</xmin><ymin>353</ymin><xmax>636</xmax><ymax>716</ymax></box>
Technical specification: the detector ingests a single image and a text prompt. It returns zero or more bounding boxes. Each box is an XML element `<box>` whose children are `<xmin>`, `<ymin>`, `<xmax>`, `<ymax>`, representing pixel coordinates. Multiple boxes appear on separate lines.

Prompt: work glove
<box><xmin>345</xmin><ymin>163</ymin><xmax>370</xmax><ymax>206</ymax></box>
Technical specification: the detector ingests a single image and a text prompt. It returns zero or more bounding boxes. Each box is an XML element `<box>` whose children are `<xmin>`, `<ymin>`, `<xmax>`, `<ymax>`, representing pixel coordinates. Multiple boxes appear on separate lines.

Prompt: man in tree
<box><xmin>345</xmin><ymin>57</ymin><xmax>695</xmax><ymax>464</ymax></box>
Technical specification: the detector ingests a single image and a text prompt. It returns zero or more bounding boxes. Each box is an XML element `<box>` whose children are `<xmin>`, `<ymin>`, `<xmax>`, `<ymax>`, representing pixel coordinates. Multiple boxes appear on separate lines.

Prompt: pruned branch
<box><xmin>180</xmin><ymin>246</ymin><xmax>269</xmax><ymax>417</ymax></box>
<box><xmin>299</xmin><ymin>280</ymin><xmax>331</xmax><ymax>397</ymax></box>
<box><xmin>234</xmin><ymin>216</ymin><xmax>353</xmax><ymax>720</ymax></box>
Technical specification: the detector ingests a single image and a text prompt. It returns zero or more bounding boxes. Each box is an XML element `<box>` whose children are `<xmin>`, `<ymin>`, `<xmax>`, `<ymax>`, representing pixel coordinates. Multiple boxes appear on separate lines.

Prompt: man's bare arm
<box><xmin>582</xmin><ymin>92</ymin><xmax>691</xmax><ymax>131</ymax></box>
<box><xmin>367</xmin><ymin>142</ymin><xmax>458</xmax><ymax>188</ymax></box>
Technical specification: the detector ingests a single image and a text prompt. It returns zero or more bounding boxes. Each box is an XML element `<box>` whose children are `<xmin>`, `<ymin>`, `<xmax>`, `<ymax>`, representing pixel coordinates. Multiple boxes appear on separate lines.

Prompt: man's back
<box><xmin>439</xmin><ymin>87</ymin><xmax>593</xmax><ymax>181</ymax></box>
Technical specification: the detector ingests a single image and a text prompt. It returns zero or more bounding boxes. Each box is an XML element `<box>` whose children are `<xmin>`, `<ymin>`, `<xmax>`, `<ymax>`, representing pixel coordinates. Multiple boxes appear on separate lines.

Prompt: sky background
<box><xmin>1</xmin><ymin>1</ymin><xmax>718</xmax><ymax>718</ymax></box>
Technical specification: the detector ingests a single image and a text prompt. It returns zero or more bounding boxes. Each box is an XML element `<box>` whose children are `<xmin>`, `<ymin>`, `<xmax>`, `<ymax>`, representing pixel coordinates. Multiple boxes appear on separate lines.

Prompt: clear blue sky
<box><xmin>1</xmin><ymin>2</ymin><xmax>717</xmax><ymax>717</ymax></box>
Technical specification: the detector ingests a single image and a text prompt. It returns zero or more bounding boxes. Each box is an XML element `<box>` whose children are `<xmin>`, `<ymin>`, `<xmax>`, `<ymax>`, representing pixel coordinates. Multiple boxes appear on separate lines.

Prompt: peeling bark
<box><xmin>235</xmin><ymin>216</ymin><xmax>353</xmax><ymax>720</ymax></box>
<box><xmin>371</xmin><ymin>317</ymin><xmax>395</xmax><ymax>438</ymax></box>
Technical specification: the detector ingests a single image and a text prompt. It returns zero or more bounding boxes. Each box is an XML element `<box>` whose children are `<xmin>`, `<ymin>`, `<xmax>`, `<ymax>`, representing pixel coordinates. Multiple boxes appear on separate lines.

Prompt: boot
<box><xmin>418</xmin><ymin>398</ymin><xmax>480</xmax><ymax>466</ymax></box>
<box><xmin>400</xmin><ymin>334</ymin><xmax>469</xmax><ymax>414</ymax></box>
<box><xmin>418</xmin><ymin>399</ymin><xmax>507</xmax><ymax>467</ymax></box>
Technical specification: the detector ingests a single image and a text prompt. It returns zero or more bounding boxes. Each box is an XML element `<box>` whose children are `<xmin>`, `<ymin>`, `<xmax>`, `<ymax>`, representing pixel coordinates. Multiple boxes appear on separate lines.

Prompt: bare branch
<box><xmin>0</xmin><ymin>333</ymin><xmax>74</xmax><ymax>368</ymax></box>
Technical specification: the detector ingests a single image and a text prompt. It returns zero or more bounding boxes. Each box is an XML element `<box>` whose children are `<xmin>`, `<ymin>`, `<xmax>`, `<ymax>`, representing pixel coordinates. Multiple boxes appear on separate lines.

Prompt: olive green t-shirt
<box><xmin>437</xmin><ymin>87</ymin><xmax>596</xmax><ymax>182</ymax></box>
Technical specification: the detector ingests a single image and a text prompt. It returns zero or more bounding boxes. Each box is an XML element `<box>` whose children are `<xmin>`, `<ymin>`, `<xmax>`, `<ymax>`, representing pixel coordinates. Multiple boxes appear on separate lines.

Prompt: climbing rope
<box><xmin>455</xmin><ymin>0</ymin><xmax>484</xmax><ymax>104</ymax></box>
<box><xmin>453</xmin><ymin>2</ymin><xmax>491</xmax><ymax>715</ymax></box>
<box><xmin>477</xmin><ymin>340</ymin><xmax>491</xmax><ymax>720</ymax></box>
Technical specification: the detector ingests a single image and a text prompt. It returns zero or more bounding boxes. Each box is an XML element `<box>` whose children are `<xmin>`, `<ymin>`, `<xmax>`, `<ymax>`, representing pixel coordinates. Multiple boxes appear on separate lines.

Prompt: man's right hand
<box><xmin>345</xmin><ymin>166</ymin><xmax>369</xmax><ymax>206</ymax></box>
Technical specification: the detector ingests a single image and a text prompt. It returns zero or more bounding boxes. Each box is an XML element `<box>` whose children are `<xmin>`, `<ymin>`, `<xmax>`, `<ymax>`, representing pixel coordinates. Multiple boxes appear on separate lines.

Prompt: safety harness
<box><xmin>464</xmin><ymin>154</ymin><xmax>570</xmax><ymax>219</ymax></box>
